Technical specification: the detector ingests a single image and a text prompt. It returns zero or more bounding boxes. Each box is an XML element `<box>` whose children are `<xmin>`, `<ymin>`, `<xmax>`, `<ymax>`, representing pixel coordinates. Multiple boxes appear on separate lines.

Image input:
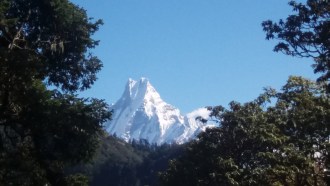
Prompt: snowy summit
<box><xmin>106</xmin><ymin>78</ymin><xmax>215</xmax><ymax>144</ymax></box>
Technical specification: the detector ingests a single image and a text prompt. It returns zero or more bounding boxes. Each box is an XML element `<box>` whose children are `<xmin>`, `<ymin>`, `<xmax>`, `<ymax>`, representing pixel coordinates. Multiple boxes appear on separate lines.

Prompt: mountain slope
<box><xmin>106</xmin><ymin>78</ymin><xmax>213</xmax><ymax>144</ymax></box>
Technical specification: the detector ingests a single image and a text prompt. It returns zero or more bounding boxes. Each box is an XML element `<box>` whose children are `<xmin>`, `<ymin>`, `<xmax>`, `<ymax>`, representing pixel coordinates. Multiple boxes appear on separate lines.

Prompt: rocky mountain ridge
<box><xmin>106</xmin><ymin>78</ymin><xmax>214</xmax><ymax>144</ymax></box>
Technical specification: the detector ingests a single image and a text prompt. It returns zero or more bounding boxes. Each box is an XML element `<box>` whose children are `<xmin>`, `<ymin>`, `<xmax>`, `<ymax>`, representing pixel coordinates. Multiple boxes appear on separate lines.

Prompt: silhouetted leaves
<box><xmin>262</xmin><ymin>0</ymin><xmax>330</xmax><ymax>89</ymax></box>
<box><xmin>160</xmin><ymin>76</ymin><xmax>330</xmax><ymax>186</ymax></box>
<box><xmin>0</xmin><ymin>0</ymin><xmax>109</xmax><ymax>185</ymax></box>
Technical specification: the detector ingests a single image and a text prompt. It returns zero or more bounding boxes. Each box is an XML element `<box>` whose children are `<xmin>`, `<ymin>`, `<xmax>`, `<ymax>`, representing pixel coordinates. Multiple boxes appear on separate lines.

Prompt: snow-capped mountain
<box><xmin>106</xmin><ymin>78</ymin><xmax>214</xmax><ymax>144</ymax></box>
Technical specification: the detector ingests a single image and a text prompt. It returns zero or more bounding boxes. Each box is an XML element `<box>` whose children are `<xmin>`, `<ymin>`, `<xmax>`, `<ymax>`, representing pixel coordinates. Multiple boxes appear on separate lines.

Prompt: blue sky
<box><xmin>73</xmin><ymin>0</ymin><xmax>317</xmax><ymax>114</ymax></box>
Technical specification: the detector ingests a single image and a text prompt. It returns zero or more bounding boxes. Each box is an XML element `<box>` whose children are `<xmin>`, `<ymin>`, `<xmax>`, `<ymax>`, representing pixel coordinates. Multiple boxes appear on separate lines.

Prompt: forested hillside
<box><xmin>1</xmin><ymin>0</ymin><xmax>329</xmax><ymax>185</ymax></box>
<box><xmin>69</xmin><ymin>135</ymin><xmax>184</xmax><ymax>186</ymax></box>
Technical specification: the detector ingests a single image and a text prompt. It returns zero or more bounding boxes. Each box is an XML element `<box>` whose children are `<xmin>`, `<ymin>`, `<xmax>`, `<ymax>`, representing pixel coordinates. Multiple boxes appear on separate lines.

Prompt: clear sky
<box><xmin>72</xmin><ymin>0</ymin><xmax>317</xmax><ymax>114</ymax></box>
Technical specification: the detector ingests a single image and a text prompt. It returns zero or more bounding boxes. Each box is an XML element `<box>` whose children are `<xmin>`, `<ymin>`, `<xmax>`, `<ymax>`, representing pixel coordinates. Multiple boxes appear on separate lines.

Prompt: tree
<box><xmin>160</xmin><ymin>76</ymin><xmax>330</xmax><ymax>186</ymax></box>
<box><xmin>0</xmin><ymin>0</ymin><xmax>110</xmax><ymax>185</ymax></box>
<box><xmin>262</xmin><ymin>0</ymin><xmax>330</xmax><ymax>88</ymax></box>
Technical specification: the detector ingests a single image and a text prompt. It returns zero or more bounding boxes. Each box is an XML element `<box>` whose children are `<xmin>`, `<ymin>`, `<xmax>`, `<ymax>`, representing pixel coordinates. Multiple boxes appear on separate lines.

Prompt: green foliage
<box><xmin>262</xmin><ymin>0</ymin><xmax>330</xmax><ymax>88</ymax></box>
<box><xmin>0</xmin><ymin>0</ymin><xmax>110</xmax><ymax>185</ymax></box>
<box><xmin>160</xmin><ymin>76</ymin><xmax>330</xmax><ymax>186</ymax></box>
<box><xmin>0</xmin><ymin>0</ymin><xmax>103</xmax><ymax>91</ymax></box>
<box><xmin>65</xmin><ymin>174</ymin><xmax>89</xmax><ymax>186</ymax></box>
<box><xmin>69</xmin><ymin>136</ymin><xmax>184</xmax><ymax>186</ymax></box>
<box><xmin>160</xmin><ymin>1</ymin><xmax>330</xmax><ymax>185</ymax></box>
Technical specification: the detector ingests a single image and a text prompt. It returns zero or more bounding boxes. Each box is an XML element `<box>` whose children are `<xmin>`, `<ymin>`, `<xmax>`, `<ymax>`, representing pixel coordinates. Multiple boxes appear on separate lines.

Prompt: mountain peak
<box><xmin>106</xmin><ymin>78</ymin><xmax>214</xmax><ymax>144</ymax></box>
<box><xmin>124</xmin><ymin>77</ymin><xmax>159</xmax><ymax>102</ymax></box>
<box><xmin>127</xmin><ymin>77</ymin><xmax>149</xmax><ymax>86</ymax></box>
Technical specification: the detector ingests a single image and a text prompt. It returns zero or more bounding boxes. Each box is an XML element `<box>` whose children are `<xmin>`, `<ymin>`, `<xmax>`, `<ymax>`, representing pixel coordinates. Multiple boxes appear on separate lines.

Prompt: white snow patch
<box><xmin>106</xmin><ymin>78</ymin><xmax>216</xmax><ymax>145</ymax></box>
<box><xmin>186</xmin><ymin>107</ymin><xmax>211</xmax><ymax>120</ymax></box>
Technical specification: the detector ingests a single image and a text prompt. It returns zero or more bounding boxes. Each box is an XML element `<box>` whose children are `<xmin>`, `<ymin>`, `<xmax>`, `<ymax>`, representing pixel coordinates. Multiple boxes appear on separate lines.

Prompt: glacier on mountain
<box><xmin>105</xmin><ymin>78</ymin><xmax>215</xmax><ymax>144</ymax></box>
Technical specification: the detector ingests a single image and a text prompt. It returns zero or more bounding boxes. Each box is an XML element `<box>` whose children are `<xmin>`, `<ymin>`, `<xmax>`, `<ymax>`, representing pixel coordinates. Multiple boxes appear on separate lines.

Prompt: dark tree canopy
<box><xmin>0</xmin><ymin>0</ymin><xmax>110</xmax><ymax>185</ymax></box>
<box><xmin>0</xmin><ymin>0</ymin><xmax>103</xmax><ymax>91</ymax></box>
<box><xmin>160</xmin><ymin>76</ymin><xmax>330</xmax><ymax>186</ymax></box>
<box><xmin>160</xmin><ymin>1</ymin><xmax>330</xmax><ymax>185</ymax></box>
<box><xmin>262</xmin><ymin>0</ymin><xmax>330</xmax><ymax>87</ymax></box>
